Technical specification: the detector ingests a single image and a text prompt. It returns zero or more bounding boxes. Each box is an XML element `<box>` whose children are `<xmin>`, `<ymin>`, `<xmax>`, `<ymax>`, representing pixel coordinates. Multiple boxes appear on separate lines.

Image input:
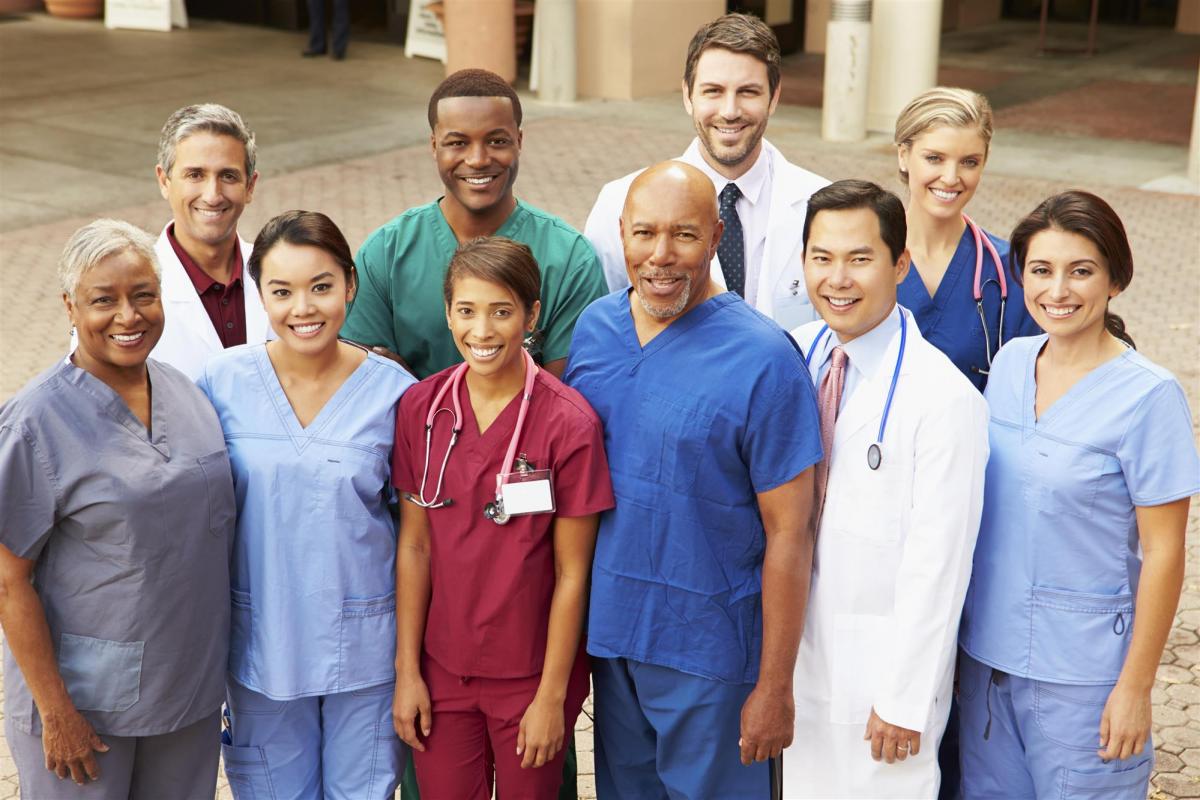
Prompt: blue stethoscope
<box><xmin>964</xmin><ymin>214</ymin><xmax>1008</xmax><ymax>376</ymax></box>
<box><xmin>801</xmin><ymin>311</ymin><xmax>907</xmax><ymax>471</ymax></box>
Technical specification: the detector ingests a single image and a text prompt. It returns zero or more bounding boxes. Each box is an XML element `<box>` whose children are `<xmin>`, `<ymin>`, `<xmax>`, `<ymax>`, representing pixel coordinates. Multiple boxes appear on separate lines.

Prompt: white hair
<box><xmin>58</xmin><ymin>219</ymin><xmax>160</xmax><ymax>297</ymax></box>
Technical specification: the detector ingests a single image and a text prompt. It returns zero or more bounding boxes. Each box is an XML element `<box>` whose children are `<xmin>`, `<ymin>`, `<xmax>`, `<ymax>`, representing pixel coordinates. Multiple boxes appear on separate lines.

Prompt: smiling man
<box><xmin>341</xmin><ymin>69</ymin><xmax>606</xmax><ymax>380</ymax></box>
<box><xmin>149</xmin><ymin>104</ymin><xmax>270</xmax><ymax>380</ymax></box>
<box><xmin>785</xmin><ymin>180</ymin><xmax>988</xmax><ymax>798</ymax></box>
<box><xmin>585</xmin><ymin>13</ymin><xmax>828</xmax><ymax>332</ymax></box>
<box><xmin>566</xmin><ymin>161</ymin><xmax>821</xmax><ymax>799</ymax></box>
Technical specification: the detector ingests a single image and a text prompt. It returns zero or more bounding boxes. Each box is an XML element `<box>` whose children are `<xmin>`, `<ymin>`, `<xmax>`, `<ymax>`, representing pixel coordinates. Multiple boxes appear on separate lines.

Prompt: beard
<box><xmin>695</xmin><ymin>116</ymin><xmax>768</xmax><ymax>168</ymax></box>
<box><xmin>634</xmin><ymin>269</ymin><xmax>693</xmax><ymax>320</ymax></box>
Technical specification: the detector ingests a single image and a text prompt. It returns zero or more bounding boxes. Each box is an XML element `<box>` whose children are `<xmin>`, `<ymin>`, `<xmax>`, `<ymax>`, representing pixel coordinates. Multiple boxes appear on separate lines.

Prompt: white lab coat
<box><xmin>783</xmin><ymin>310</ymin><xmax>989</xmax><ymax>799</ymax></box>
<box><xmin>583</xmin><ymin>138</ymin><xmax>828</xmax><ymax>331</ymax></box>
<box><xmin>150</xmin><ymin>224</ymin><xmax>270</xmax><ymax>381</ymax></box>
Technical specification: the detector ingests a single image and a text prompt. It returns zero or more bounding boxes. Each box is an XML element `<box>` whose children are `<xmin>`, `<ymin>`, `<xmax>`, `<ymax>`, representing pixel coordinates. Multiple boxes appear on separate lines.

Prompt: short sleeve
<box><xmin>551</xmin><ymin>413</ymin><xmax>614</xmax><ymax>518</ymax></box>
<box><xmin>391</xmin><ymin>389</ymin><xmax>421</xmax><ymax>494</ymax></box>
<box><xmin>0</xmin><ymin>425</ymin><xmax>58</xmax><ymax>561</ymax></box>
<box><xmin>1118</xmin><ymin>379</ymin><xmax>1200</xmax><ymax>506</ymax></box>
<box><xmin>741</xmin><ymin>345</ymin><xmax>824</xmax><ymax>493</ymax></box>
<box><xmin>341</xmin><ymin>233</ymin><xmax>398</xmax><ymax>352</ymax></box>
<box><xmin>539</xmin><ymin>237</ymin><xmax>607</xmax><ymax>365</ymax></box>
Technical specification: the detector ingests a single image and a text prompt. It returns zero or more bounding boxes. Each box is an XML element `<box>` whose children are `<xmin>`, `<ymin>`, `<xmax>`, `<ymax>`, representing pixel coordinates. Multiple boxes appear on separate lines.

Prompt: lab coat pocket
<box><xmin>1033</xmin><ymin>681</ymin><xmax>1110</xmax><ymax>752</ymax></box>
<box><xmin>221</xmin><ymin>743</ymin><xmax>278</xmax><ymax>800</ymax></box>
<box><xmin>1029</xmin><ymin>587</ymin><xmax>1132</xmax><ymax>683</ymax></box>
<box><xmin>772</xmin><ymin>285</ymin><xmax>816</xmax><ymax>331</ymax></box>
<box><xmin>58</xmin><ymin>633</ymin><xmax>143</xmax><ymax>712</ymax></box>
<box><xmin>832</xmin><ymin>459</ymin><xmax>905</xmax><ymax>545</ymax></box>
<box><xmin>340</xmin><ymin>593</ymin><xmax>396</xmax><ymax>688</ymax></box>
<box><xmin>197</xmin><ymin>450</ymin><xmax>237</xmax><ymax>537</ymax></box>
<box><xmin>1021</xmin><ymin>440</ymin><xmax>1104</xmax><ymax>519</ymax></box>
<box><xmin>831</xmin><ymin>613</ymin><xmax>887</xmax><ymax>725</ymax></box>
<box><xmin>1060</xmin><ymin>756</ymin><xmax>1151</xmax><ymax>799</ymax></box>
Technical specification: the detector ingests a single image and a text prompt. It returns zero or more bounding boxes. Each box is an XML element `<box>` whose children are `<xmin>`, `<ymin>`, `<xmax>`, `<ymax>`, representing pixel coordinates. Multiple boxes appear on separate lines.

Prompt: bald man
<box><xmin>565</xmin><ymin>162</ymin><xmax>822</xmax><ymax>798</ymax></box>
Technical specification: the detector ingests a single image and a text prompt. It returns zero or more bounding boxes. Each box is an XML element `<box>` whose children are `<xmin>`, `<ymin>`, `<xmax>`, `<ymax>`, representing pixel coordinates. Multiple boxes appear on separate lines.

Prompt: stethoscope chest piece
<box><xmin>867</xmin><ymin>443</ymin><xmax>882</xmax><ymax>471</ymax></box>
<box><xmin>484</xmin><ymin>499</ymin><xmax>510</xmax><ymax>525</ymax></box>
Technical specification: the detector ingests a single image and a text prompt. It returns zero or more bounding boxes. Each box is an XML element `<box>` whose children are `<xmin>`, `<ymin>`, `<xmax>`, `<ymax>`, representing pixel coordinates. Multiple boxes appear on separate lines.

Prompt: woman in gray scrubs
<box><xmin>0</xmin><ymin>219</ymin><xmax>234</xmax><ymax>799</ymax></box>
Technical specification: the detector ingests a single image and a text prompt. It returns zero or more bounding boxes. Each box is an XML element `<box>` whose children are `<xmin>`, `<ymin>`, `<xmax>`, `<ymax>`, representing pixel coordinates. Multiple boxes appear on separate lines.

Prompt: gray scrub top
<box><xmin>0</xmin><ymin>358</ymin><xmax>234</xmax><ymax>738</ymax></box>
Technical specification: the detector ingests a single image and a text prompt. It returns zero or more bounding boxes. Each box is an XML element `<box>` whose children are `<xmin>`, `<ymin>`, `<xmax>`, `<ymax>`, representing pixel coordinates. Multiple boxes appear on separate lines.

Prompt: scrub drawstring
<box><xmin>1113</xmin><ymin>612</ymin><xmax>1127</xmax><ymax>635</ymax></box>
<box><xmin>983</xmin><ymin>669</ymin><xmax>1002</xmax><ymax>741</ymax></box>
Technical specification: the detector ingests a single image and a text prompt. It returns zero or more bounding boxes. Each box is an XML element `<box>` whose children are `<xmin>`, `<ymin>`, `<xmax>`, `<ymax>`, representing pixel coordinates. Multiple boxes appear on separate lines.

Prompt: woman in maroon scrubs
<box><xmin>391</xmin><ymin>236</ymin><xmax>614</xmax><ymax>799</ymax></box>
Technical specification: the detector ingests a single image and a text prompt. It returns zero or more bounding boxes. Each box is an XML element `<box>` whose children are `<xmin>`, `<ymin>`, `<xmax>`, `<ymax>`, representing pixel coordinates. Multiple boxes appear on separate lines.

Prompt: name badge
<box><xmin>499</xmin><ymin>469</ymin><xmax>555</xmax><ymax>516</ymax></box>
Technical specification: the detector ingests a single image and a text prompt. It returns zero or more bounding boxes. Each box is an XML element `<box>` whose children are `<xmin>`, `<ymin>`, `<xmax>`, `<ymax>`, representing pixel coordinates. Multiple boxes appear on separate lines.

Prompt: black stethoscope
<box><xmin>801</xmin><ymin>311</ymin><xmax>907</xmax><ymax>471</ymax></box>
<box><xmin>964</xmin><ymin>214</ymin><xmax>1008</xmax><ymax>375</ymax></box>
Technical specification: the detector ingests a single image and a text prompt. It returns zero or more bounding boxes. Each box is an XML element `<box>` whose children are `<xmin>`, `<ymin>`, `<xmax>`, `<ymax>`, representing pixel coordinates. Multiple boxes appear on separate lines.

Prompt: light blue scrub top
<box><xmin>199</xmin><ymin>345</ymin><xmax>416</xmax><ymax>699</ymax></box>
<box><xmin>565</xmin><ymin>292</ymin><xmax>823</xmax><ymax>684</ymax></box>
<box><xmin>898</xmin><ymin>226</ymin><xmax>1040</xmax><ymax>391</ymax></box>
<box><xmin>960</xmin><ymin>335</ymin><xmax>1200</xmax><ymax>685</ymax></box>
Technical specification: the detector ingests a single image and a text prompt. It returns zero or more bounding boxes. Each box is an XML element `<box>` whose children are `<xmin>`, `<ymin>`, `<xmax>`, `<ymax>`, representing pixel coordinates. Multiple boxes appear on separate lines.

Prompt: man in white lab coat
<box><xmin>149</xmin><ymin>104</ymin><xmax>269</xmax><ymax>379</ymax></box>
<box><xmin>785</xmin><ymin>180</ymin><xmax>988</xmax><ymax>798</ymax></box>
<box><xmin>584</xmin><ymin>12</ymin><xmax>828</xmax><ymax>332</ymax></box>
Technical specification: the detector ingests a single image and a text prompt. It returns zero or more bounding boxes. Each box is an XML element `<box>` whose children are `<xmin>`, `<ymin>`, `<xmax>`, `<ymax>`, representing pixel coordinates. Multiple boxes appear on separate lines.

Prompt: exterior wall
<box><xmin>1178</xmin><ymin>0</ymin><xmax>1200</xmax><ymax>33</ymax></box>
<box><xmin>0</xmin><ymin>0</ymin><xmax>43</xmax><ymax>11</ymax></box>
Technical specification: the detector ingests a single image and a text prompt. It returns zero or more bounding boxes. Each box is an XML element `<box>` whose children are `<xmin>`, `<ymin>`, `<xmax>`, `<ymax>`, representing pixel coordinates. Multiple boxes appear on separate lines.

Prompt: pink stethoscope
<box><xmin>409</xmin><ymin>349</ymin><xmax>537</xmax><ymax>525</ymax></box>
<box><xmin>964</xmin><ymin>213</ymin><xmax>1008</xmax><ymax>375</ymax></box>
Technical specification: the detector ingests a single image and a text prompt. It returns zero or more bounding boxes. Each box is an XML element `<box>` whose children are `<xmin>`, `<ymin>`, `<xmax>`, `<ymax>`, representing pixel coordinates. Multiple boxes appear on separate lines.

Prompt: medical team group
<box><xmin>0</xmin><ymin>10</ymin><xmax>1196</xmax><ymax>800</ymax></box>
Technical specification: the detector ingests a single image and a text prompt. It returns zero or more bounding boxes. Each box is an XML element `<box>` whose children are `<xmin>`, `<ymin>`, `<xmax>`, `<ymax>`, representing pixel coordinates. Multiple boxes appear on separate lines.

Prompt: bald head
<box><xmin>620</xmin><ymin>160</ymin><xmax>724</xmax><ymax>324</ymax></box>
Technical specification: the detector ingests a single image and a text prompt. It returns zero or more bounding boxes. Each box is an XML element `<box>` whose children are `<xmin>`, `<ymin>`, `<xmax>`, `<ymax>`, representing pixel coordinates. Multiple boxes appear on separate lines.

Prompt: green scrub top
<box><xmin>341</xmin><ymin>198</ymin><xmax>607</xmax><ymax>379</ymax></box>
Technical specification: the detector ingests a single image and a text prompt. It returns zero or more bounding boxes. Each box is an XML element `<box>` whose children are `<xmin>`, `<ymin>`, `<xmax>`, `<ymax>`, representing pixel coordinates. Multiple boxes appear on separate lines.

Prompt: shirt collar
<box><xmin>681</xmin><ymin>138</ymin><xmax>771</xmax><ymax>206</ymax></box>
<box><xmin>166</xmin><ymin>223</ymin><xmax>243</xmax><ymax>294</ymax></box>
<box><xmin>830</xmin><ymin>304</ymin><xmax>902</xmax><ymax>381</ymax></box>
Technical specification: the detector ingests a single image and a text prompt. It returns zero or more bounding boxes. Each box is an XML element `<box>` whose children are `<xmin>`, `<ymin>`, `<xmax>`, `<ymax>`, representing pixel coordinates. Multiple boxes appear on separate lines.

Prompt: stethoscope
<box><xmin>409</xmin><ymin>348</ymin><xmax>537</xmax><ymax>525</ymax></box>
<box><xmin>964</xmin><ymin>213</ymin><xmax>1008</xmax><ymax>375</ymax></box>
<box><xmin>801</xmin><ymin>311</ymin><xmax>907</xmax><ymax>471</ymax></box>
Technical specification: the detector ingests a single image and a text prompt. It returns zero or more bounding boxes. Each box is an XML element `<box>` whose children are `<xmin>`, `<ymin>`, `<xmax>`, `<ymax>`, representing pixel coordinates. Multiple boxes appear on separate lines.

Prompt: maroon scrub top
<box><xmin>394</xmin><ymin>366</ymin><xmax>615</xmax><ymax>679</ymax></box>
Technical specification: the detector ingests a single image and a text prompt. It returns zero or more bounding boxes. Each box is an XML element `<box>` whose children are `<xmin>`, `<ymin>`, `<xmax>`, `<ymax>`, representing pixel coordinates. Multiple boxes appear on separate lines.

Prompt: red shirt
<box><xmin>394</xmin><ymin>367</ymin><xmax>615</xmax><ymax>679</ymax></box>
<box><xmin>167</xmin><ymin>224</ymin><xmax>247</xmax><ymax>348</ymax></box>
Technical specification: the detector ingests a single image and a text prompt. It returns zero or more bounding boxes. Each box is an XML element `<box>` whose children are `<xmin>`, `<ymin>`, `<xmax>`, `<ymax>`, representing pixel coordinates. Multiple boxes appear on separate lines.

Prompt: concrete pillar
<box><xmin>443</xmin><ymin>0</ymin><xmax>517</xmax><ymax>83</ymax></box>
<box><xmin>867</xmin><ymin>0</ymin><xmax>943</xmax><ymax>133</ymax></box>
<box><xmin>822</xmin><ymin>0</ymin><xmax>871</xmax><ymax>142</ymax></box>
<box><xmin>536</xmin><ymin>0</ymin><xmax>576</xmax><ymax>104</ymax></box>
<box><xmin>1189</xmin><ymin>65</ymin><xmax>1200</xmax><ymax>187</ymax></box>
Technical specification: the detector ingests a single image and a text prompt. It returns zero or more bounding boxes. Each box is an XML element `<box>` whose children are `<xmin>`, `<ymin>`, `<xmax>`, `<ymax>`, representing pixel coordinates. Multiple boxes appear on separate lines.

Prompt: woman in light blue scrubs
<box><xmin>957</xmin><ymin>191</ymin><xmax>1199</xmax><ymax>799</ymax></box>
<box><xmin>199</xmin><ymin>211</ymin><xmax>416</xmax><ymax>799</ymax></box>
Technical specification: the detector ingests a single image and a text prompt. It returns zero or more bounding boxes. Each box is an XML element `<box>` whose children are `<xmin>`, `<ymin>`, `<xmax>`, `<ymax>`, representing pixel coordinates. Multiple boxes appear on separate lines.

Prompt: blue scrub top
<box><xmin>565</xmin><ymin>292</ymin><xmax>823</xmax><ymax>684</ymax></box>
<box><xmin>199</xmin><ymin>345</ymin><xmax>416</xmax><ymax>699</ymax></box>
<box><xmin>898</xmin><ymin>226</ymin><xmax>1040</xmax><ymax>392</ymax></box>
<box><xmin>960</xmin><ymin>335</ymin><xmax>1200</xmax><ymax>685</ymax></box>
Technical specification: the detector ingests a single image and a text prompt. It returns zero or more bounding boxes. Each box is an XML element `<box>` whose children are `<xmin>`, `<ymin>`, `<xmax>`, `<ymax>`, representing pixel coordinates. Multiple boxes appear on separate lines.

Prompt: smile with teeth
<box><xmin>193</xmin><ymin>207</ymin><xmax>227</xmax><ymax>218</ymax></box>
<box><xmin>469</xmin><ymin>344</ymin><xmax>501</xmax><ymax>359</ymax></box>
<box><xmin>460</xmin><ymin>175</ymin><xmax>497</xmax><ymax>186</ymax></box>
<box><xmin>1041</xmin><ymin>304</ymin><xmax>1079</xmax><ymax>318</ymax></box>
<box><xmin>714</xmin><ymin>124</ymin><xmax>746</xmax><ymax>135</ymax></box>
<box><xmin>825</xmin><ymin>297</ymin><xmax>859</xmax><ymax>309</ymax></box>
<box><xmin>110</xmin><ymin>332</ymin><xmax>145</xmax><ymax>344</ymax></box>
<box><xmin>930</xmin><ymin>188</ymin><xmax>961</xmax><ymax>202</ymax></box>
<box><xmin>290</xmin><ymin>322</ymin><xmax>325</xmax><ymax>336</ymax></box>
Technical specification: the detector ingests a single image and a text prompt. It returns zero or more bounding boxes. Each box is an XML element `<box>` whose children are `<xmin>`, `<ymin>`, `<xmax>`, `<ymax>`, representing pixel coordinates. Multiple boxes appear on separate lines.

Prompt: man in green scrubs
<box><xmin>342</xmin><ymin>68</ymin><xmax>606</xmax><ymax>379</ymax></box>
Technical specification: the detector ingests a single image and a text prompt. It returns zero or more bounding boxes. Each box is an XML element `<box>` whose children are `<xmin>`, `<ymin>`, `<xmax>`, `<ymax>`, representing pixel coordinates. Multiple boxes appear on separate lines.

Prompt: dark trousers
<box><xmin>306</xmin><ymin>0</ymin><xmax>349</xmax><ymax>56</ymax></box>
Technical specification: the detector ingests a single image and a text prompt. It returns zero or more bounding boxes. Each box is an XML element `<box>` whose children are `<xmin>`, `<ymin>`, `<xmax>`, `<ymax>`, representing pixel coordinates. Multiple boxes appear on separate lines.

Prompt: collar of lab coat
<box><xmin>831</xmin><ymin>306</ymin><xmax>920</xmax><ymax>441</ymax></box>
<box><xmin>680</xmin><ymin>138</ymin><xmax>771</xmax><ymax>206</ymax></box>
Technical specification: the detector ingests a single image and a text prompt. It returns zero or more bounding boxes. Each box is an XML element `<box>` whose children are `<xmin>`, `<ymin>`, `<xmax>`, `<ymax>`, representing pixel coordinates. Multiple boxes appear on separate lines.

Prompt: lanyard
<box><xmin>965</xmin><ymin>213</ymin><xmax>1008</xmax><ymax>374</ymax></box>
<box><xmin>801</xmin><ymin>311</ymin><xmax>907</xmax><ymax>470</ymax></box>
<box><xmin>412</xmin><ymin>349</ymin><xmax>537</xmax><ymax>509</ymax></box>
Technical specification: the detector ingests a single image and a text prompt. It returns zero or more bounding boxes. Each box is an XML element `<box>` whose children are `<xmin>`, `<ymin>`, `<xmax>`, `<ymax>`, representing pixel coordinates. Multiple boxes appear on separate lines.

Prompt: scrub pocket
<box><xmin>1059</xmin><ymin>756</ymin><xmax>1151</xmax><ymax>799</ymax></box>
<box><xmin>229</xmin><ymin>589</ymin><xmax>254</xmax><ymax>680</ymax></box>
<box><xmin>339</xmin><ymin>593</ymin><xmax>396</xmax><ymax>688</ymax></box>
<box><xmin>197</xmin><ymin>450</ymin><xmax>237</xmax><ymax>537</ymax></box>
<box><xmin>1029</xmin><ymin>587</ymin><xmax>1132</xmax><ymax>682</ymax></box>
<box><xmin>633</xmin><ymin>392</ymin><xmax>715</xmax><ymax>496</ymax></box>
<box><xmin>1033</xmin><ymin>681</ymin><xmax>1110</xmax><ymax>752</ymax></box>
<box><xmin>1020</xmin><ymin>440</ymin><xmax>1105</xmax><ymax>519</ymax></box>
<box><xmin>58</xmin><ymin>633</ymin><xmax>143</xmax><ymax>712</ymax></box>
<box><xmin>221</xmin><ymin>743</ymin><xmax>277</xmax><ymax>800</ymax></box>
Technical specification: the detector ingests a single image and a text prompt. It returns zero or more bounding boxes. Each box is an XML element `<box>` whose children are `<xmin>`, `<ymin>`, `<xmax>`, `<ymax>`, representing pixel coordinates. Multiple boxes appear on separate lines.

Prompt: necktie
<box><xmin>814</xmin><ymin>346</ymin><xmax>847</xmax><ymax>526</ymax></box>
<box><xmin>717</xmin><ymin>182</ymin><xmax>745</xmax><ymax>298</ymax></box>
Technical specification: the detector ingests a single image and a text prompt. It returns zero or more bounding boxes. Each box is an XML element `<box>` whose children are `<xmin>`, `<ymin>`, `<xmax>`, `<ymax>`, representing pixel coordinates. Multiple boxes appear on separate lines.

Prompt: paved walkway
<box><xmin>0</xmin><ymin>11</ymin><xmax>1198</xmax><ymax>799</ymax></box>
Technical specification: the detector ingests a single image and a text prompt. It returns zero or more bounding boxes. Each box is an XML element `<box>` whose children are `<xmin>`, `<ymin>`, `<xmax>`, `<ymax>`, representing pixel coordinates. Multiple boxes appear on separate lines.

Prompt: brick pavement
<box><xmin>1</xmin><ymin>12</ymin><xmax>1199</xmax><ymax>800</ymax></box>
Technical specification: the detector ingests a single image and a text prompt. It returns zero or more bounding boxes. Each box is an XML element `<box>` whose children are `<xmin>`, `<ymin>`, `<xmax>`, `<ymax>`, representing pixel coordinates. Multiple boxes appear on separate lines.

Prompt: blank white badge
<box><xmin>499</xmin><ymin>469</ymin><xmax>555</xmax><ymax>516</ymax></box>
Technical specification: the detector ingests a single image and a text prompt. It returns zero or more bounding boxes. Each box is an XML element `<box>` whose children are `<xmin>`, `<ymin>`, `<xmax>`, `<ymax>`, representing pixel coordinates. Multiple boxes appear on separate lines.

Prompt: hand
<box><xmin>393</xmin><ymin>674</ymin><xmax>432</xmax><ymax>752</ymax></box>
<box><xmin>1098</xmin><ymin>682</ymin><xmax>1151</xmax><ymax>762</ymax></box>
<box><xmin>517</xmin><ymin>694</ymin><xmax>564</xmax><ymax>769</ymax></box>
<box><xmin>864</xmin><ymin>708</ymin><xmax>921</xmax><ymax>764</ymax></box>
<box><xmin>739</xmin><ymin>683</ymin><xmax>794</xmax><ymax>766</ymax></box>
<box><xmin>41</xmin><ymin>708</ymin><xmax>108</xmax><ymax>784</ymax></box>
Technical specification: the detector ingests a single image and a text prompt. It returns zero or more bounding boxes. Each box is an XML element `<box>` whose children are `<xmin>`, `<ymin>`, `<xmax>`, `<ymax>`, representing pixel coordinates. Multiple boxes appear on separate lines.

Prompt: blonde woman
<box><xmin>894</xmin><ymin>87</ymin><xmax>1039</xmax><ymax>392</ymax></box>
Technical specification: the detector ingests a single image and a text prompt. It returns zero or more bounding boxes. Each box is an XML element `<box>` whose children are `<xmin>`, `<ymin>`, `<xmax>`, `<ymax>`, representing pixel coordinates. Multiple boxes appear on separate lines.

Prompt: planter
<box><xmin>44</xmin><ymin>0</ymin><xmax>103</xmax><ymax>18</ymax></box>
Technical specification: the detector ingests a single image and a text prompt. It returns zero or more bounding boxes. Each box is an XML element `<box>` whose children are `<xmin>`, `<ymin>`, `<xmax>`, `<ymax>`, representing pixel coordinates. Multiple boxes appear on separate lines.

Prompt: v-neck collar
<box><xmin>1022</xmin><ymin>335</ymin><xmax>1129</xmax><ymax>432</ymax></box>
<box><xmin>432</xmin><ymin>198</ymin><xmax>526</xmax><ymax>255</ymax></box>
<box><xmin>62</xmin><ymin>359</ymin><xmax>170</xmax><ymax>458</ymax></box>
<box><xmin>255</xmin><ymin>345</ymin><xmax>374</xmax><ymax>453</ymax></box>
<box><xmin>906</xmin><ymin>226</ymin><xmax>972</xmax><ymax>322</ymax></box>
<box><xmin>618</xmin><ymin>291</ymin><xmax>738</xmax><ymax>363</ymax></box>
<box><xmin>455</xmin><ymin>369</ymin><xmax>528</xmax><ymax>471</ymax></box>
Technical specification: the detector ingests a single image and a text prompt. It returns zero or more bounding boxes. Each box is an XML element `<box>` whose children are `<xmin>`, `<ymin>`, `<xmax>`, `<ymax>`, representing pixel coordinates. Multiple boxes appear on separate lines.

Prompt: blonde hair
<box><xmin>894</xmin><ymin>87</ymin><xmax>994</xmax><ymax>184</ymax></box>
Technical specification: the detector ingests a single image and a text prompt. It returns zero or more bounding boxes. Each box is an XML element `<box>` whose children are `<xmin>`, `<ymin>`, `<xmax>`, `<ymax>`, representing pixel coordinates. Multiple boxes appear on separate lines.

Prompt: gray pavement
<box><xmin>1</xmin><ymin>10</ymin><xmax>1198</xmax><ymax>799</ymax></box>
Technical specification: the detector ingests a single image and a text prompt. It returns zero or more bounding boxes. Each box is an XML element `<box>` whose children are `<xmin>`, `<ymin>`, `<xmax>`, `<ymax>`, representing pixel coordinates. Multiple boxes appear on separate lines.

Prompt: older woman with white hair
<box><xmin>0</xmin><ymin>219</ymin><xmax>234</xmax><ymax>799</ymax></box>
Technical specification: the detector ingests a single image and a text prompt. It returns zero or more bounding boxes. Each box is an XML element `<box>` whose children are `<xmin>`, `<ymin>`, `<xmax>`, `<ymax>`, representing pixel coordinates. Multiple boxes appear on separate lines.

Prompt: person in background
<box><xmin>303</xmin><ymin>0</ymin><xmax>349</xmax><ymax>60</ymax></box>
<box><xmin>957</xmin><ymin>191</ymin><xmax>1199</xmax><ymax>799</ymax></box>
<box><xmin>200</xmin><ymin>211</ymin><xmax>414</xmax><ymax>799</ymax></box>
<box><xmin>0</xmin><ymin>219</ymin><xmax>234</xmax><ymax>799</ymax></box>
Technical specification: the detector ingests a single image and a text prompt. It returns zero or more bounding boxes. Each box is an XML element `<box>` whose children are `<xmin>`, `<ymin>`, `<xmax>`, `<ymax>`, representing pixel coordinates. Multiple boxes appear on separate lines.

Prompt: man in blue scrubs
<box><xmin>566</xmin><ymin>161</ymin><xmax>822</xmax><ymax>799</ymax></box>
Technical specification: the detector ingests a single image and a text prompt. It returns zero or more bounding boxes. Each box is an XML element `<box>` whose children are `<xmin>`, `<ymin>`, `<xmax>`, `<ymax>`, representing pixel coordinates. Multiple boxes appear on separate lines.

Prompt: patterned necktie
<box><xmin>814</xmin><ymin>346</ymin><xmax>848</xmax><ymax>526</ymax></box>
<box><xmin>717</xmin><ymin>182</ymin><xmax>745</xmax><ymax>298</ymax></box>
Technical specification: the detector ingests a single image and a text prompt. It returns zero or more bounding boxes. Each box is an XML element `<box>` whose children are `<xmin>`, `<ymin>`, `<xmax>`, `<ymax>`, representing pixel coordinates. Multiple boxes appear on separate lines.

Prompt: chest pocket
<box><xmin>197</xmin><ymin>450</ymin><xmax>236</xmax><ymax>537</ymax></box>
<box><xmin>826</xmin><ymin>443</ymin><xmax>908</xmax><ymax>545</ymax></box>
<box><xmin>632</xmin><ymin>392</ymin><xmax>715</xmax><ymax>496</ymax></box>
<box><xmin>1021</xmin><ymin>436</ymin><xmax>1105</xmax><ymax>519</ymax></box>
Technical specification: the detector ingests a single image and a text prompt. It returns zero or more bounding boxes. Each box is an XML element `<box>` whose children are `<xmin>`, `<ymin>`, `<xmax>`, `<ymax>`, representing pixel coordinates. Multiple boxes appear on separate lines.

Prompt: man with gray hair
<box><xmin>150</xmin><ymin>103</ymin><xmax>269</xmax><ymax>379</ymax></box>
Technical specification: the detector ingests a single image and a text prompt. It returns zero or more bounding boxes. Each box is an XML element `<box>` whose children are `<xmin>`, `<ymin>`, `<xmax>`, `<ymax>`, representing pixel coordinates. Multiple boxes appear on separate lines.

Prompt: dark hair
<box><xmin>427</xmin><ymin>69</ymin><xmax>523</xmax><ymax>130</ymax></box>
<box><xmin>802</xmin><ymin>180</ymin><xmax>907</xmax><ymax>264</ymax></box>
<box><xmin>443</xmin><ymin>236</ymin><xmax>541</xmax><ymax>315</ymax></box>
<box><xmin>684</xmin><ymin>13</ymin><xmax>781</xmax><ymax>100</ymax></box>
<box><xmin>248</xmin><ymin>210</ymin><xmax>356</xmax><ymax>291</ymax></box>
<box><xmin>1008</xmin><ymin>191</ymin><xmax>1135</xmax><ymax>348</ymax></box>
